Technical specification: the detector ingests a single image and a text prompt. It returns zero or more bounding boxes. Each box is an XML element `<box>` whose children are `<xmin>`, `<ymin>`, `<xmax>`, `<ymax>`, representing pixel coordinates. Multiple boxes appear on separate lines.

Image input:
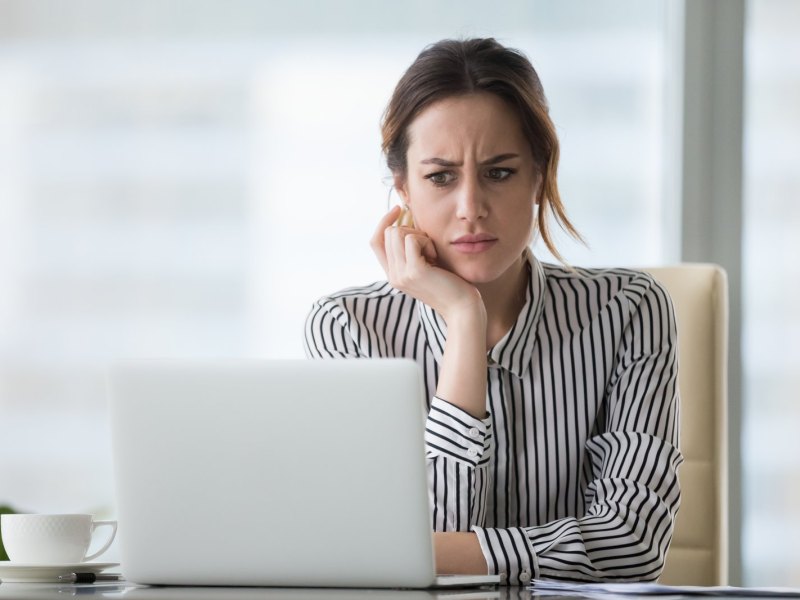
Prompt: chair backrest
<box><xmin>643</xmin><ymin>265</ymin><xmax>729</xmax><ymax>585</ymax></box>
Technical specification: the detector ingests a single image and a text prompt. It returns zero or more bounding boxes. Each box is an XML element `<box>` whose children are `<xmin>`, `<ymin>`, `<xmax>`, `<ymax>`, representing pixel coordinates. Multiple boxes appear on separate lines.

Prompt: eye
<box><xmin>424</xmin><ymin>171</ymin><xmax>456</xmax><ymax>187</ymax></box>
<box><xmin>486</xmin><ymin>167</ymin><xmax>515</xmax><ymax>181</ymax></box>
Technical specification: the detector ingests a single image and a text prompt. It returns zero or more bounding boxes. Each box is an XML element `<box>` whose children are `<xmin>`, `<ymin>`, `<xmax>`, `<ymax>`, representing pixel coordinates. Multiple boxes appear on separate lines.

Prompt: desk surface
<box><xmin>0</xmin><ymin>582</ymin><xmax>513</xmax><ymax>600</ymax></box>
<box><xmin>0</xmin><ymin>582</ymin><xmax>789</xmax><ymax>600</ymax></box>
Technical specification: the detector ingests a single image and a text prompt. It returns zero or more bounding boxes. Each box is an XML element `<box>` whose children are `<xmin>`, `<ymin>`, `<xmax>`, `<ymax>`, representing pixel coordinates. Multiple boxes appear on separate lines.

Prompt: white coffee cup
<box><xmin>1</xmin><ymin>514</ymin><xmax>117</xmax><ymax>564</ymax></box>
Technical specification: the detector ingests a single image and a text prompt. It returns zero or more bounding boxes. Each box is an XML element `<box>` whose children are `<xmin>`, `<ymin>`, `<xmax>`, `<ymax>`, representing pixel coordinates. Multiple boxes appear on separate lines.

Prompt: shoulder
<box><xmin>307</xmin><ymin>280</ymin><xmax>408</xmax><ymax>323</ymax></box>
<box><xmin>304</xmin><ymin>281</ymin><xmax>417</xmax><ymax>359</ymax></box>
<box><xmin>541</xmin><ymin>262</ymin><xmax>670</xmax><ymax>301</ymax></box>
<box><xmin>538</xmin><ymin>262</ymin><xmax>675</xmax><ymax>326</ymax></box>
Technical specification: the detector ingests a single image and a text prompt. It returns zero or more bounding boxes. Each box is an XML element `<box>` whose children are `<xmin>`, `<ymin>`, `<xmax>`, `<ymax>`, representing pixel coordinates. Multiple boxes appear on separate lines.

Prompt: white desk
<box><xmin>0</xmin><ymin>582</ymin><xmax>517</xmax><ymax>600</ymax></box>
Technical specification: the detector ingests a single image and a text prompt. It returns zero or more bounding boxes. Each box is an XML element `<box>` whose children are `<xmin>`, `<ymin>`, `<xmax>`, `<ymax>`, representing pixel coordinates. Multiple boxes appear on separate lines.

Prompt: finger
<box><xmin>371</xmin><ymin>206</ymin><xmax>402</xmax><ymax>271</ymax></box>
<box><xmin>396</xmin><ymin>228</ymin><xmax>437</xmax><ymax>264</ymax></box>
<box><xmin>385</xmin><ymin>224</ymin><xmax>407</xmax><ymax>277</ymax></box>
<box><xmin>421</xmin><ymin>237</ymin><xmax>438</xmax><ymax>264</ymax></box>
<box><xmin>388</xmin><ymin>225</ymin><xmax>427</xmax><ymax>269</ymax></box>
<box><xmin>373</xmin><ymin>206</ymin><xmax>402</xmax><ymax>241</ymax></box>
<box><xmin>404</xmin><ymin>233</ymin><xmax>433</xmax><ymax>273</ymax></box>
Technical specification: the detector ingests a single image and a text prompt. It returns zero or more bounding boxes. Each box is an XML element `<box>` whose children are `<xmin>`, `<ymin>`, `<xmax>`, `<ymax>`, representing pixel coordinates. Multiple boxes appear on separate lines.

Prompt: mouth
<box><xmin>451</xmin><ymin>233</ymin><xmax>498</xmax><ymax>254</ymax></box>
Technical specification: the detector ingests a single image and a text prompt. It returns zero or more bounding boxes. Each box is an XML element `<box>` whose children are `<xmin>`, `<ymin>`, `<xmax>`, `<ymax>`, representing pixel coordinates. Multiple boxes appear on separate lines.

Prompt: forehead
<box><xmin>406</xmin><ymin>92</ymin><xmax>529</xmax><ymax>158</ymax></box>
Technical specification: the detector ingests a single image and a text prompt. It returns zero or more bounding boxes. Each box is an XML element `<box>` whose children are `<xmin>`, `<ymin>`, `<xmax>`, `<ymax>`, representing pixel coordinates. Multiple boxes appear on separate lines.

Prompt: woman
<box><xmin>304</xmin><ymin>38</ymin><xmax>682</xmax><ymax>584</ymax></box>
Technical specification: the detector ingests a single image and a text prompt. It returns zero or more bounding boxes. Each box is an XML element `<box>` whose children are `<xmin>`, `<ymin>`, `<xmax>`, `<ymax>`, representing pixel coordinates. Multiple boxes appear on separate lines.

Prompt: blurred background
<box><xmin>0</xmin><ymin>0</ymin><xmax>797</xmax><ymax>585</ymax></box>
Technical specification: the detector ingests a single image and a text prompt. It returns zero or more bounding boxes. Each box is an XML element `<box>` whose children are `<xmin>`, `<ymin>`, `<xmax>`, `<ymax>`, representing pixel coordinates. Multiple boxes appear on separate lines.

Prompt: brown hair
<box><xmin>381</xmin><ymin>37</ymin><xmax>583</xmax><ymax>262</ymax></box>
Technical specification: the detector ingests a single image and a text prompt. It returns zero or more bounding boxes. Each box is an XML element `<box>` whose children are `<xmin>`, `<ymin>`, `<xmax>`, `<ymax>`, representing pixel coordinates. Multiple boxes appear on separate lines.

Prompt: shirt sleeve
<box><xmin>426</xmin><ymin>396</ymin><xmax>494</xmax><ymax>532</ymax></box>
<box><xmin>473</xmin><ymin>275</ymin><xmax>684</xmax><ymax>584</ymax></box>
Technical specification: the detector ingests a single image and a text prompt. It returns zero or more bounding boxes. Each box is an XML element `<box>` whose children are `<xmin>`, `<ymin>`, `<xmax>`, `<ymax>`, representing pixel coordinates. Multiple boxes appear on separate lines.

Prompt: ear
<box><xmin>393</xmin><ymin>174</ymin><xmax>410</xmax><ymax>205</ymax></box>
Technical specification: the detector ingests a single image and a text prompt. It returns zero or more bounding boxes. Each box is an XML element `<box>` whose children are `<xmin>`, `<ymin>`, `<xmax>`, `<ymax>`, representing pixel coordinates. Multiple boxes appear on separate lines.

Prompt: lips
<box><xmin>451</xmin><ymin>233</ymin><xmax>498</xmax><ymax>254</ymax></box>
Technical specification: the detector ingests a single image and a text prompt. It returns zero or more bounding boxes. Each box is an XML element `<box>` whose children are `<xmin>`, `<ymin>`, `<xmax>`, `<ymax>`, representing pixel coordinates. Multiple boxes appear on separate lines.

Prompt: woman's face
<box><xmin>395</xmin><ymin>92</ymin><xmax>540</xmax><ymax>285</ymax></box>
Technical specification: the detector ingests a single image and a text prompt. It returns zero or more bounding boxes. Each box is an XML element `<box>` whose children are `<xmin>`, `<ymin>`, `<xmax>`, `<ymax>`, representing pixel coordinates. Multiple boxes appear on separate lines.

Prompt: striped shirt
<box><xmin>304</xmin><ymin>250</ymin><xmax>682</xmax><ymax>585</ymax></box>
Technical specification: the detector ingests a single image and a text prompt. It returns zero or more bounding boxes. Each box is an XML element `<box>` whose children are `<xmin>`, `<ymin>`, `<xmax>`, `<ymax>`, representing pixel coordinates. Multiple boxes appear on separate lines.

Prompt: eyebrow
<box><xmin>420</xmin><ymin>153</ymin><xmax>520</xmax><ymax>167</ymax></box>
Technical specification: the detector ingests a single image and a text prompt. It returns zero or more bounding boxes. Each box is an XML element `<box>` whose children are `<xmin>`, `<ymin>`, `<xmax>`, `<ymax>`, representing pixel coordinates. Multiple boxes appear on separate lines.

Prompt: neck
<box><xmin>475</xmin><ymin>252</ymin><xmax>530</xmax><ymax>349</ymax></box>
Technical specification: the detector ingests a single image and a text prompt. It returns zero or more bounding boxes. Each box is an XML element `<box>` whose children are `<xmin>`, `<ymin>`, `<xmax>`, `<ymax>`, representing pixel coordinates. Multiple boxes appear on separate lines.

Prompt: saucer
<box><xmin>0</xmin><ymin>561</ymin><xmax>118</xmax><ymax>583</ymax></box>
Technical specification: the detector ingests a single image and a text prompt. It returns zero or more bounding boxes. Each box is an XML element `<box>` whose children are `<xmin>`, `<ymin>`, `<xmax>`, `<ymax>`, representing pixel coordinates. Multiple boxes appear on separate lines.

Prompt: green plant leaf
<box><xmin>0</xmin><ymin>505</ymin><xmax>18</xmax><ymax>561</ymax></box>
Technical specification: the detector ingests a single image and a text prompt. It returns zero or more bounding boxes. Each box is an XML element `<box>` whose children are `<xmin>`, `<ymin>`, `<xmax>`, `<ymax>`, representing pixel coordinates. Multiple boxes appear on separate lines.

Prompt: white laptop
<box><xmin>108</xmin><ymin>359</ymin><xmax>500</xmax><ymax>589</ymax></box>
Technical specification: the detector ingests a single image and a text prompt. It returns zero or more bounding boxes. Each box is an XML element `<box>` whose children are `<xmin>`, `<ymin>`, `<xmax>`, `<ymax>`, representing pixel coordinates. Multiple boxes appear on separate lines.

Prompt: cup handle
<box><xmin>84</xmin><ymin>520</ymin><xmax>118</xmax><ymax>562</ymax></box>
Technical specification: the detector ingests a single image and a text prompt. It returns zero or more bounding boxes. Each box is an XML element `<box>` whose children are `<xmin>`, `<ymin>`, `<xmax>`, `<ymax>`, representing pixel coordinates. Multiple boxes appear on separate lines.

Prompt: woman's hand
<box><xmin>372</xmin><ymin>206</ymin><xmax>489</xmax><ymax>418</ymax></box>
<box><xmin>370</xmin><ymin>206</ymin><xmax>485</xmax><ymax>324</ymax></box>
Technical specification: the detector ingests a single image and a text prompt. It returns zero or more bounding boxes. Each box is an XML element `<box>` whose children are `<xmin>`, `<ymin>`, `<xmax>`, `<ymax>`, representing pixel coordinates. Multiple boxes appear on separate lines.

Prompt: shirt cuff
<box><xmin>472</xmin><ymin>526</ymin><xmax>539</xmax><ymax>586</ymax></box>
<box><xmin>424</xmin><ymin>396</ymin><xmax>493</xmax><ymax>467</ymax></box>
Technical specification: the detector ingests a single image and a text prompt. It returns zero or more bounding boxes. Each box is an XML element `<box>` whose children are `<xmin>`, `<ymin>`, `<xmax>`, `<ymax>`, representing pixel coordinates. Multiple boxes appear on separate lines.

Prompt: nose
<box><xmin>454</xmin><ymin>174</ymin><xmax>488</xmax><ymax>222</ymax></box>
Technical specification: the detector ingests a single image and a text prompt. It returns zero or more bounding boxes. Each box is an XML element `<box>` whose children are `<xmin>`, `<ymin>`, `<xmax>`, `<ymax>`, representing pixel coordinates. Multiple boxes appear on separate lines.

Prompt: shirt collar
<box><xmin>417</xmin><ymin>249</ymin><xmax>546</xmax><ymax>378</ymax></box>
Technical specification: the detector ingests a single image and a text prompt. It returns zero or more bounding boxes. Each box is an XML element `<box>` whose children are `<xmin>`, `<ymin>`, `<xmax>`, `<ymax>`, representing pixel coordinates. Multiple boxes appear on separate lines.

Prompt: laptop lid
<box><xmin>109</xmin><ymin>359</ymin><xmax>442</xmax><ymax>588</ymax></box>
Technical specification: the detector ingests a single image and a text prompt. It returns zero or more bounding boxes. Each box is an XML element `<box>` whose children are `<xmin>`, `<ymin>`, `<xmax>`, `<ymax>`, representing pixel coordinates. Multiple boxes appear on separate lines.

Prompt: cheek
<box><xmin>504</xmin><ymin>200</ymin><xmax>537</xmax><ymax>243</ymax></box>
<box><xmin>406</xmin><ymin>178</ymin><xmax>437</xmax><ymax>205</ymax></box>
<box><xmin>410</xmin><ymin>206</ymin><xmax>448</xmax><ymax>239</ymax></box>
<box><xmin>405</xmin><ymin>184</ymin><xmax>444</xmax><ymax>229</ymax></box>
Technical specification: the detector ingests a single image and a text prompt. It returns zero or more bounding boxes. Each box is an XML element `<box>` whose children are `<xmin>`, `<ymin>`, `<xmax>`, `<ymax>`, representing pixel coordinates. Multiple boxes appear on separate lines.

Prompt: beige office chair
<box><xmin>643</xmin><ymin>265</ymin><xmax>729</xmax><ymax>585</ymax></box>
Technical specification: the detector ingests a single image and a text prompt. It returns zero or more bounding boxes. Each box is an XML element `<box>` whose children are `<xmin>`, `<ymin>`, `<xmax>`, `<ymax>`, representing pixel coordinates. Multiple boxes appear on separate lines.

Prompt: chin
<box><xmin>443</xmin><ymin>249</ymin><xmax>526</xmax><ymax>286</ymax></box>
<box><xmin>448</xmin><ymin>261</ymin><xmax>506</xmax><ymax>285</ymax></box>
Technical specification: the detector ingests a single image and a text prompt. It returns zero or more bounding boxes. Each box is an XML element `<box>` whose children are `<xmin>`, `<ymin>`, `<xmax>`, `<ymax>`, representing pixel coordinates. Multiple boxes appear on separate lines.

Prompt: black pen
<box><xmin>57</xmin><ymin>572</ymin><xmax>124</xmax><ymax>584</ymax></box>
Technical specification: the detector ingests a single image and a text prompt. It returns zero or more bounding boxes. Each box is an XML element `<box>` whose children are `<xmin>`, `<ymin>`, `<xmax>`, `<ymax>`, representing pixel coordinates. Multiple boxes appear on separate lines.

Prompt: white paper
<box><xmin>530</xmin><ymin>579</ymin><xmax>800</xmax><ymax>597</ymax></box>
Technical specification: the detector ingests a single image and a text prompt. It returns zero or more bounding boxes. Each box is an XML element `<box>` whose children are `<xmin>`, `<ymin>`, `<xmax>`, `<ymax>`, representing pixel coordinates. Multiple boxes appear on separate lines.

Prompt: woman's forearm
<box><xmin>434</xmin><ymin>532</ymin><xmax>489</xmax><ymax>575</ymax></box>
<box><xmin>435</xmin><ymin>307</ymin><xmax>488</xmax><ymax>419</ymax></box>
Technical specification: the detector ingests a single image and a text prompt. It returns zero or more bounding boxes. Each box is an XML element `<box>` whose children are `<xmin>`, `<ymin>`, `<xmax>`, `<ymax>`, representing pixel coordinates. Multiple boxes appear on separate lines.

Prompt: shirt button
<box><xmin>468</xmin><ymin>427</ymin><xmax>480</xmax><ymax>439</ymax></box>
<box><xmin>519</xmin><ymin>570</ymin><xmax>531</xmax><ymax>583</ymax></box>
<box><xmin>467</xmin><ymin>447</ymin><xmax>478</xmax><ymax>458</ymax></box>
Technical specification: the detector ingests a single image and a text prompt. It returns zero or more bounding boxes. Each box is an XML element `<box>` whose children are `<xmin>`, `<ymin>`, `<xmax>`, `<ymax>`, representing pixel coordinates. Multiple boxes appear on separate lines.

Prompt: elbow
<box><xmin>589</xmin><ymin>511</ymin><xmax>675</xmax><ymax>582</ymax></box>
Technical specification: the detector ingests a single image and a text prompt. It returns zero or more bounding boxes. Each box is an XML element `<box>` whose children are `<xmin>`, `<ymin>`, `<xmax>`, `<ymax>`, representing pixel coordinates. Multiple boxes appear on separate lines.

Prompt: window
<box><xmin>0</xmin><ymin>1</ymin><xmax>674</xmax><ymax>563</ymax></box>
<box><xmin>742</xmin><ymin>0</ymin><xmax>800</xmax><ymax>585</ymax></box>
